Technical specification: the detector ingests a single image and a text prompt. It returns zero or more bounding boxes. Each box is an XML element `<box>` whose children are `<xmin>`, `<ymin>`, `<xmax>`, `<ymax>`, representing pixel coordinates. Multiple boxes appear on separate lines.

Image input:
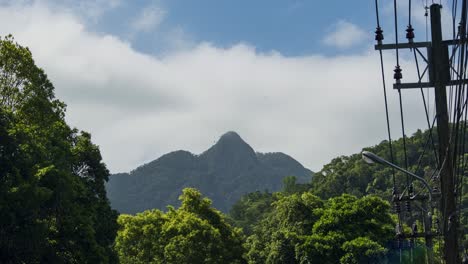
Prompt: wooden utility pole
<box><xmin>430</xmin><ymin>4</ymin><xmax>459</xmax><ymax>263</ymax></box>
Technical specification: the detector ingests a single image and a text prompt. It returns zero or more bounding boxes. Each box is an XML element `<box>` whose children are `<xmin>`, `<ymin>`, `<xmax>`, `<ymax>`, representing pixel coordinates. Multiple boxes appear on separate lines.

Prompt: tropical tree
<box><xmin>0</xmin><ymin>35</ymin><xmax>117</xmax><ymax>263</ymax></box>
<box><xmin>115</xmin><ymin>188</ymin><xmax>246</xmax><ymax>264</ymax></box>
<box><xmin>295</xmin><ymin>195</ymin><xmax>394</xmax><ymax>264</ymax></box>
<box><xmin>245</xmin><ymin>193</ymin><xmax>394</xmax><ymax>264</ymax></box>
<box><xmin>245</xmin><ymin>192</ymin><xmax>324</xmax><ymax>263</ymax></box>
<box><xmin>229</xmin><ymin>190</ymin><xmax>275</xmax><ymax>235</ymax></box>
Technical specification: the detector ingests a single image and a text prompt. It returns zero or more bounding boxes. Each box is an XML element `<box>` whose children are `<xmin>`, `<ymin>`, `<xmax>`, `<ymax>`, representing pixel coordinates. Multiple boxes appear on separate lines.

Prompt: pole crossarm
<box><xmin>375</xmin><ymin>23</ymin><xmax>467</xmax><ymax>93</ymax></box>
<box><xmin>374</xmin><ymin>40</ymin><xmax>465</xmax><ymax>51</ymax></box>
<box><xmin>394</xmin><ymin>79</ymin><xmax>468</xmax><ymax>89</ymax></box>
<box><xmin>375</xmin><ymin>41</ymin><xmax>431</xmax><ymax>50</ymax></box>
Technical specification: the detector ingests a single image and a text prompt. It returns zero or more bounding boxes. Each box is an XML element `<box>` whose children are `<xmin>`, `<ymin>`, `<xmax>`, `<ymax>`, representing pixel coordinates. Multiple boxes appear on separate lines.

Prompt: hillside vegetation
<box><xmin>107</xmin><ymin>131</ymin><xmax>313</xmax><ymax>213</ymax></box>
<box><xmin>3</xmin><ymin>35</ymin><xmax>464</xmax><ymax>263</ymax></box>
<box><xmin>116</xmin><ymin>128</ymin><xmax>455</xmax><ymax>263</ymax></box>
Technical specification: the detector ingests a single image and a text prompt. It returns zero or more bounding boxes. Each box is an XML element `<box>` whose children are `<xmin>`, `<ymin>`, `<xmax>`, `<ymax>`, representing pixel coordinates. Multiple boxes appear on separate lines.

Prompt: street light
<box><xmin>362</xmin><ymin>150</ymin><xmax>435</xmax><ymax>264</ymax></box>
<box><xmin>361</xmin><ymin>151</ymin><xmax>433</xmax><ymax>202</ymax></box>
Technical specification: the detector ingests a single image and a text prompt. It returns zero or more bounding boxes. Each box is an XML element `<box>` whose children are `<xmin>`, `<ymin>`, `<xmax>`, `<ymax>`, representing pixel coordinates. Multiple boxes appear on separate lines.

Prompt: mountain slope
<box><xmin>106</xmin><ymin>132</ymin><xmax>313</xmax><ymax>213</ymax></box>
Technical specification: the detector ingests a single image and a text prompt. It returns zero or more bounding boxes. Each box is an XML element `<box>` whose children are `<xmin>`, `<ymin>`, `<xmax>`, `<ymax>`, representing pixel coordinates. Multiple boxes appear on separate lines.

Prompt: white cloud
<box><xmin>131</xmin><ymin>4</ymin><xmax>166</xmax><ymax>33</ymax></box>
<box><xmin>162</xmin><ymin>27</ymin><xmax>195</xmax><ymax>52</ymax></box>
<box><xmin>0</xmin><ymin>1</ymin><xmax>430</xmax><ymax>173</ymax></box>
<box><xmin>323</xmin><ymin>20</ymin><xmax>368</xmax><ymax>49</ymax></box>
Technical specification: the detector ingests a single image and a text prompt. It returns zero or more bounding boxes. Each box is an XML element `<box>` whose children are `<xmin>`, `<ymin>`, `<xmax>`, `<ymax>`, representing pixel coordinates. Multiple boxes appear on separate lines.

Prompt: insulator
<box><xmin>406</xmin><ymin>25</ymin><xmax>415</xmax><ymax>43</ymax></box>
<box><xmin>396</xmin><ymin>224</ymin><xmax>403</xmax><ymax>236</ymax></box>
<box><xmin>394</xmin><ymin>65</ymin><xmax>402</xmax><ymax>84</ymax></box>
<box><xmin>395</xmin><ymin>201</ymin><xmax>401</xmax><ymax>214</ymax></box>
<box><xmin>409</xmin><ymin>183</ymin><xmax>414</xmax><ymax>195</ymax></box>
<box><xmin>405</xmin><ymin>200</ymin><xmax>411</xmax><ymax>214</ymax></box>
<box><xmin>392</xmin><ymin>187</ymin><xmax>397</xmax><ymax>196</ymax></box>
<box><xmin>392</xmin><ymin>190</ymin><xmax>398</xmax><ymax>203</ymax></box>
<box><xmin>435</xmin><ymin>218</ymin><xmax>441</xmax><ymax>233</ymax></box>
<box><xmin>424</xmin><ymin>6</ymin><xmax>429</xmax><ymax>17</ymax></box>
<box><xmin>375</xmin><ymin>27</ymin><xmax>384</xmax><ymax>45</ymax></box>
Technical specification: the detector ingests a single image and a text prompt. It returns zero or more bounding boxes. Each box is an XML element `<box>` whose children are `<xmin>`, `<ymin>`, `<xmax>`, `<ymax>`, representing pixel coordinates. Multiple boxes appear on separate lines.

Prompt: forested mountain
<box><xmin>309</xmin><ymin>128</ymin><xmax>462</xmax><ymax>201</ymax></box>
<box><xmin>224</xmin><ymin>129</ymin><xmax>442</xmax><ymax>263</ymax></box>
<box><xmin>3</xmin><ymin>34</ymin><xmax>463</xmax><ymax>264</ymax></box>
<box><xmin>107</xmin><ymin>131</ymin><xmax>313</xmax><ymax>213</ymax></box>
<box><xmin>226</xmin><ymin>127</ymin><xmax>468</xmax><ymax>263</ymax></box>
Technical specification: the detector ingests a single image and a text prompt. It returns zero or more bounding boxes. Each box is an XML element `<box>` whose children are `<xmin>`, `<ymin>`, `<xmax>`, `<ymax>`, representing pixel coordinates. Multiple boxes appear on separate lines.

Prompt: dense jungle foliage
<box><xmin>3</xmin><ymin>35</ymin><xmax>465</xmax><ymax>263</ymax></box>
<box><xmin>0</xmin><ymin>36</ymin><xmax>118</xmax><ymax>263</ymax></box>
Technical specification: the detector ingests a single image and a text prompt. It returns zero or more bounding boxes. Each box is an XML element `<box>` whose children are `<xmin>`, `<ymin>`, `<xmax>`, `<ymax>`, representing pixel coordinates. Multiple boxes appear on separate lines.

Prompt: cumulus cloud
<box><xmin>0</xmin><ymin>1</ymin><xmax>430</xmax><ymax>173</ymax></box>
<box><xmin>323</xmin><ymin>20</ymin><xmax>368</xmax><ymax>49</ymax></box>
<box><xmin>131</xmin><ymin>4</ymin><xmax>166</xmax><ymax>33</ymax></box>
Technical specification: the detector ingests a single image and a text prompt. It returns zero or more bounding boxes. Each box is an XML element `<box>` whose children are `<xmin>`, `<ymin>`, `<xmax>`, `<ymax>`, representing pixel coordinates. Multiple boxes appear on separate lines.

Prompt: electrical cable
<box><xmin>375</xmin><ymin>0</ymin><xmax>397</xmax><ymax>187</ymax></box>
<box><xmin>394</xmin><ymin>0</ymin><xmax>410</xmax><ymax>188</ymax></box>
<box><xmin>376</xmin><ymin>1</ymin><xmax>403</xmax><ymax>254</ymax></box>
<box><xmin>414</xmin><ymin>48</ymin><xmax>441</xmax><ymax>167</ymax></box>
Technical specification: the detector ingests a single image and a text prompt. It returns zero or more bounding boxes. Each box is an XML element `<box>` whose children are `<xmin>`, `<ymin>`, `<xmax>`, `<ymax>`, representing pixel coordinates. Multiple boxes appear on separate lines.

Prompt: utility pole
<box><xmin>430</xmin><ymin>4</ymin><xmax>459</xmax><ymax>263</ymax></box>
<box><xmin>375</xmin><ymin>3</ymin><xmax>468</xmax><ymax>263</ymax></box>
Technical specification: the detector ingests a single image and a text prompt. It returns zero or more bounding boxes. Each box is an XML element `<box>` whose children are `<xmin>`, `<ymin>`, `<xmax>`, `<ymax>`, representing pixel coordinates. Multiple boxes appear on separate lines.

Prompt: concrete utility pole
<box><xmin>375</xmin><ymin>3</ymin><xmax>468</xmax><ymax>263</ymax></box>
<box><xmin>430</xmin><ymin>5</ymin><xmax>459</xmax><ymax>264</ymax></box>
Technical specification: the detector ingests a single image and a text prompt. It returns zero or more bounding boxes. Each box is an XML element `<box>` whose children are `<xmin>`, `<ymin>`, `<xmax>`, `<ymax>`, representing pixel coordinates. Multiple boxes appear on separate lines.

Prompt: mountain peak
<box><xmin>212</xmin><ymin>131</ymin><xmax>252</xmax><ymax>152</ymax></box>
<box><xmin>199</xmin><ymin>131</ymin><xmax>257</xmax><ymax>168</ymax></box>
<box><xmin>106</xmin><ymin>131</ymin><xmax>313</xmax><ymax>213</ymax></box>
<box><xmin>218</xmin><ymin>131</ymin><xmax>244</xmax><ymax>143</ymax></box>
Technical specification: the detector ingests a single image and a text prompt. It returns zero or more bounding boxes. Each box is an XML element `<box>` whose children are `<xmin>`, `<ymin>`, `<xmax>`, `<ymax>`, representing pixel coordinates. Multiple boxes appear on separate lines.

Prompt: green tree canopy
<box><xmin>0</xmin><ymin>35</ymin><xmax>117</xmax><ymax>263</ymax></box>
<box><xmin>229</xmin><ymin>190</ymin><xmax>275</xmax><ymax>236</ymax></box>
<box><xmin>115</xmin><ymin>188</ymin><xmax>246</xmax><ymax>264</ymax></box>
<box><xmin>245</xmin><ymin>193</ymin><xmax>394</xmax><ymax>264</ymax></box>
<box><xmin>310</xmin><ymin>129</ymin><xmax>445</xmax><ymax>201</ymax></box>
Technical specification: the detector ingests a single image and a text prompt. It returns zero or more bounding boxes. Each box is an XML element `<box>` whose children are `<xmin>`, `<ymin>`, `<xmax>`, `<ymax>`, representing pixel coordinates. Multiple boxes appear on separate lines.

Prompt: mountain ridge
<box><xmin>106</xmin><ymin>131</ymin><xmax>313</xmax><ymax>213</ymax></box>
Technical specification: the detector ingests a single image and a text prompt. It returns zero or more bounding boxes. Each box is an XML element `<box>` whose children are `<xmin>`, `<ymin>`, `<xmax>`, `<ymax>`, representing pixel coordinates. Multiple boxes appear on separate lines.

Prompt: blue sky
<box><xmin>91</xmin><ymin>0</ymin><xmax>378</xmax><ymax>56</ymax></box>
<box><xmin>88</xmin><ymin>0</ymin><xmax>443</xmax><ymax>56</ymax></box>
<box><xmin>0</xmin><ymin>0</ymin><xmax>454</xmax><ymax>172</ymax></box>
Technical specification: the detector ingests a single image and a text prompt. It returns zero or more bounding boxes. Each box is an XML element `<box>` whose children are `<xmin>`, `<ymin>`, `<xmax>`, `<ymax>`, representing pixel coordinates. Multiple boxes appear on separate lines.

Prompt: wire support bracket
<box><xmin>376</xmin><ymin>39</ymin><xmax>468</xmax><ymax>90</ymax></box>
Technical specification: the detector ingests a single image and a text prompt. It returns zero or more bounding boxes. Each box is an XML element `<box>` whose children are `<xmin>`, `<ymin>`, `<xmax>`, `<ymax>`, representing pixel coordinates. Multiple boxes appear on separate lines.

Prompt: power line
<box><xmin>374</xmin><ymin>1</ymin><xmax>468</xmax><ymax>262</ymax></box>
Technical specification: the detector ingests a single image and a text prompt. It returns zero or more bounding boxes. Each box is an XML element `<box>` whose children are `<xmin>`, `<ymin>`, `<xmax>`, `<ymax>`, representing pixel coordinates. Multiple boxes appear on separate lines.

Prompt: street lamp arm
<box><xmin>362</xmin><ymin>151</ymin><xmax>433</xmax><ymax>203</ymax></box>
